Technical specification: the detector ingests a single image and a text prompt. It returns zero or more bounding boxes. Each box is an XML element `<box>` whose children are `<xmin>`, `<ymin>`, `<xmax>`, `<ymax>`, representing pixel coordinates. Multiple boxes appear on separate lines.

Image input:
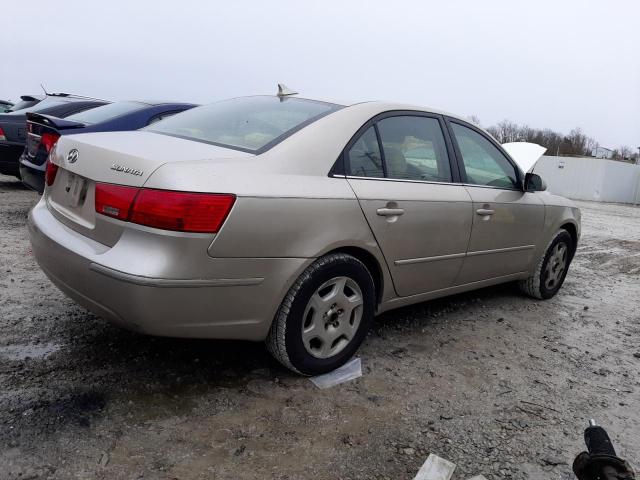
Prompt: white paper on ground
<box><xmin>309</xmin><ymin>357</ymin><xmax>362</xmax><ymax>389</ymax></box>
<box><xmin>413</xmin><ymin>453</ymin><xmax>456</xmax><ymax>480</ymax></box>
<box><xmin>467</xmin><ymin>476</ymin><xmax>488</xmax><ymax>480</ymax></box>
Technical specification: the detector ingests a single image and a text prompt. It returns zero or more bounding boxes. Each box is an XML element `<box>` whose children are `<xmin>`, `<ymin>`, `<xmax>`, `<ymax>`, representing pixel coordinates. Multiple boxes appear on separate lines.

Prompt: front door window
<box><xmin>451</xmin><ymin>123</ymin><xmax>519</xmax><ymax>189</ymax></box>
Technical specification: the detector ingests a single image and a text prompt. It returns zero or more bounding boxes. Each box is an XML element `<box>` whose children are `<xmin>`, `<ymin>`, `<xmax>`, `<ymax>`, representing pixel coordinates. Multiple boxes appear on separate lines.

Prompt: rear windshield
<box><xmin>4</xmin><ymin>98</ymin><xmax>40</xmax><ymax>112</ymax></box>
<box><xmin>145</xmin><ymin>96</ymin><xmax>342</xmax><ymax>153</ymax></box>
<box><xmin>7</xmin><ymin>97</ymin><xmax>67</xmax><ymax>114</ymax></box>
<box><xmin>66</xmin><ymin>101</ymin><xmax>146</xmax><ymax>124</ymax></box>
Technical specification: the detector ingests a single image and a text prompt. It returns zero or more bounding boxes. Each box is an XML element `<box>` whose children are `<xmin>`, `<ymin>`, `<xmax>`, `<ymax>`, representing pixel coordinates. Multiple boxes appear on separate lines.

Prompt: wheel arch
<box><xmin>324</xmin><ymin>246</ymin><xmax>385</xmax><ymax>306</ymax></box>
<box><xmin>559</xmin><ymin>222</ymin><xmax>578</xmax><ymax>258</ymax></box>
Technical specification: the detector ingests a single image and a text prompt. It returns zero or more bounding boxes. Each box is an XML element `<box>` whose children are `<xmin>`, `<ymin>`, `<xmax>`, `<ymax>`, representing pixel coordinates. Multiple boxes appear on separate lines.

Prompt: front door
<box><xmin>344</xmin><ymin>114</ymin><xmax>473</xmax><ymax>297</ymax></box>
<box><xmin>447</xmin><ymin>120</ymin><xmax>545</xmax><ymax>284</ymax></box>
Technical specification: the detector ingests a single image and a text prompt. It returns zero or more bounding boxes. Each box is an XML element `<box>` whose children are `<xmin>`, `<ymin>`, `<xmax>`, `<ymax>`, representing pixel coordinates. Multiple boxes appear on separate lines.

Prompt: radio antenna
<box><xmin>277</xmin><ymin>83</ymin><xmax>297</xmax><ymax>97</ymax></box>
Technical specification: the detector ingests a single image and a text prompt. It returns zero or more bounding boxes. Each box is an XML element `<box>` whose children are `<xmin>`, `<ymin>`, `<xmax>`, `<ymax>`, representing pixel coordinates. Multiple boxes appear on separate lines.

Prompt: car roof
<box><xmin>134</xmin><ymin>100</ymin><xmax>198</xmax><ymax>107</ymax></box>
<box><xmin>45</xmin><ymin>92</ymin><xmax>111</xmax><ymax>103</ymax></box>
<box><xmin>294</xmin><ymin>95</ymin><xmax>470</xmax><ymax>124</ymax></box>
<box><xmin>208</xmin><ymin>94</ymin><xmax>471</xmax><ymax>125</ymax></box>
<box><xmin>240</xmin><ymin>94</ymin><xmax>470</xmax><ymax>127</ymax></box>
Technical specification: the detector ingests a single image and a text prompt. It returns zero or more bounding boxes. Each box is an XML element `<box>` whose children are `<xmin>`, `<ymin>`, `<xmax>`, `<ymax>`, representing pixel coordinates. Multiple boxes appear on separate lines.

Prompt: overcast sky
<box><xmin>2</xmin><ymin>0</ymin><xmax>638</xmax><ymax>149</ymax></box>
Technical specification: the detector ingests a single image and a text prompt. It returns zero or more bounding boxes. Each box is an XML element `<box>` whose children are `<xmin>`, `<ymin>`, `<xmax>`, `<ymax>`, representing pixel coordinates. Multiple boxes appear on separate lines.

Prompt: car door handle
<box><xmin>376</xmin><ymin>208</ymin><xmax>405</xmax><ymax>217</ymax></box>
<box><xmin>476</xmin><ymin>208</ymin><xmax>495</xmax><ymax>216</ymax></box>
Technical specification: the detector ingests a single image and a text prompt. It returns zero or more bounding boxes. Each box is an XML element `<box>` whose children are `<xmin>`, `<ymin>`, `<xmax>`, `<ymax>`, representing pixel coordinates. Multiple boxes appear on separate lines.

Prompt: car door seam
<box><xmin>449</xmin><ymin>186</ymin><xmax>475</xmax><ymax>285</ymax></box>
<box><xmin>343</xmin><ymin>177</ymin><xmax>401</xmax><ymax>298</ymax></box>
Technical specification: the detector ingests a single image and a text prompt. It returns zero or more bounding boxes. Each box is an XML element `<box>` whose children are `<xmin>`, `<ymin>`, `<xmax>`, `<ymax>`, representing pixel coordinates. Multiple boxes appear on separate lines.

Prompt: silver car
<box><xmin>28</xmin><ymin>92</ymin><xmax>581</xmax><ymax>375</ymax></box>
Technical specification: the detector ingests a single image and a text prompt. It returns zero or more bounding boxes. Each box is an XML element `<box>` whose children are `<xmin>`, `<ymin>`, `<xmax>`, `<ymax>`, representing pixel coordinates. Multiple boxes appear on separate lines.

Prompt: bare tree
<box><xmin>483</xmin><ymin>119</ymin><xmax>633</xmax><ymax>163</ymax></box>
<box><xmin>519</xmin><ymin>124</ymin><xmax>535</xmax><ymax>143</ymax></box>
<box><xmin>618</xmin><ymin>146</ymin><xmax>633</xmax><ymax>162</ymax></box>
<box><xmin>585</xmin><ymin>137</ymin><xmax>598</xmax><ymax>156</ymax></box>
<box><xmin>491</xmin><ymin>120</ymin><xmax>521</xmax><ymax>143</ymax></box>
<box><xmin>565</xmin><ymin>128</ymin><xmax>589</xmax><ymax>156</ymax></box>
<box><xmin>467</xmin><ymin>115</ymin><xmax>482</xmax><ymax>127</ymax></box>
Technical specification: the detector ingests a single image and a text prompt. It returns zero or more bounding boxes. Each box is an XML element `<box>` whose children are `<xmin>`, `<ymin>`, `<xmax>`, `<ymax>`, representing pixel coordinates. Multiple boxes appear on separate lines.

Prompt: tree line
<box><xmin>469</xmin><ymin>117</ymin><xmax>637</xmax><ymax>163</ymax></box>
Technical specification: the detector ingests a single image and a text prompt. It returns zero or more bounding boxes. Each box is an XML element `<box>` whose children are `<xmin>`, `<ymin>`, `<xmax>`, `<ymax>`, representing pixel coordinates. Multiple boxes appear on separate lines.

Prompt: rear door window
<box><xmin>345</xmin><ymin>126</ymin><xmax>384</xmax><ymax>178</ymax></box>
<box><xmin>377</xmin><ymin>116</ymin><xmax>452</xmax><ymax>182</ymax></box>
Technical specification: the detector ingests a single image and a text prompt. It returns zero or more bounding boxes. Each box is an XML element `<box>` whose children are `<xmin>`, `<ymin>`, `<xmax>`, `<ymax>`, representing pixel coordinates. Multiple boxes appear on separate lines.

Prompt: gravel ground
<box><xmin>1</xmin><ymin>173</ymin><xmax>639</xmax><ymax>480</ymax></box>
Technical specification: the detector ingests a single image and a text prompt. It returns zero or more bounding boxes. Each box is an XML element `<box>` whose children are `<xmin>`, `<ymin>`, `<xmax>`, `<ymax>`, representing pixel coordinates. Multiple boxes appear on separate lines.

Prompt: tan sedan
<box><xmin>28</xmin><ymin>91</ymin><xmax>580</xmax><ymax>375</ymax></box>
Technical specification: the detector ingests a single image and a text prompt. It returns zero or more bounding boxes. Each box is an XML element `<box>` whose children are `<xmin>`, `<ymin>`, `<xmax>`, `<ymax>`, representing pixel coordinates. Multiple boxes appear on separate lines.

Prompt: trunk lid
<box><xmin>46</xmin><ymin>131</ymin><xmax>252</xmax><ymax>246</ymax></box>
<box><xmin>25</xmin><ymin>113</ymin><xmax>86</xmax><ymax>165</ymax></box>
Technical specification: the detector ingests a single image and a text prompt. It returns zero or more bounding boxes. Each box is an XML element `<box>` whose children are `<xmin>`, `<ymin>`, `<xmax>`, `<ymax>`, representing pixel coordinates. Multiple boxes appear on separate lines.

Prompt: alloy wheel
<box><xmin>301</xmin><ymin>276</ymin><xmax>364</xmax><ymax>359</ymax></box>
<box><xmin>544</xmin><ymin>242</ymin><xmax>568</xmax><ymax>290</ymax></box>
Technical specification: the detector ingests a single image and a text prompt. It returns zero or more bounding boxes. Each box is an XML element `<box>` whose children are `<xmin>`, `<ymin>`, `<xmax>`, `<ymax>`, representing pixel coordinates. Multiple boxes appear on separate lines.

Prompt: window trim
<box><xmin>331</xmin><ymin>110</ymin><xmax>462</xmax><ymax>185</ymax></box>
<box><xmin>444</xmin><ymin>117</ymin><xmax>525</xmax><ymax>191</ymax></box>
<box><xmin>373</xmin><ymin>123</ymin><xmax>388</xmax><ymax>178</ymax></box>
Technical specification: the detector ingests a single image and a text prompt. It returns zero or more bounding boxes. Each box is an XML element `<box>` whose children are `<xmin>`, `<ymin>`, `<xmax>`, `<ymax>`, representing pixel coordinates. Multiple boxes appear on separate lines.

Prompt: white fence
<box><xmin>532</xmin><ymin>156</ymin><xmax>640</xmax><ymax>204</ymax></box>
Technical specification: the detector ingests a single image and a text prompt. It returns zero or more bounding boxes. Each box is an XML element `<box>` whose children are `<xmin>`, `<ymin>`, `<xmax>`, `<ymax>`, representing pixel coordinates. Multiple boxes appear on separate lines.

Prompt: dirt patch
<box><xmin>1</xmin><ymin>174</ymin><xmax>639</xmax><ymax>480</ymax></box>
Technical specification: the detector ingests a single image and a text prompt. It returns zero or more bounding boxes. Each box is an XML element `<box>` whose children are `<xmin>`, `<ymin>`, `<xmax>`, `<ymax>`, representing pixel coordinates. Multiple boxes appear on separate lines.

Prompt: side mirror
<box><xmin>524</xmin><ymin>172</ymin><xmax>546</xmax><ymax>192</ymax></box>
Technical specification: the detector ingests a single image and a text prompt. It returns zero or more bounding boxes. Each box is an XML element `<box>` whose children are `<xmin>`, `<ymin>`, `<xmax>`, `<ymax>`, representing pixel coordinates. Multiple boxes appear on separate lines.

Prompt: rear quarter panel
<box><xmin>147</xmin><ymin>160</ymin><xmax>396</xmax><ymax>302</ymax></box>
<box><xmin>208</xmin><ymin>179</ymin><xmax>377</xmax><ymax>258</ymax></box>
<box><xmin>216</xmin><ymin>197</ymin><xmax>397</xmax><ymax>302</ymax></box>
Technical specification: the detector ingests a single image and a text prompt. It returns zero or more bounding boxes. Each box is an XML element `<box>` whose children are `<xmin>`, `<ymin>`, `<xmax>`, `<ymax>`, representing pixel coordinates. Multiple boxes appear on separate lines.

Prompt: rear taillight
<box><xmin>41</xmin><ymin>132</ymin><xmax>60</xmax><ymax>153</ymax></box>
<box><xmin>45</xmin><ymin>161</ymin><xmax>59</xmax><ymax>187</ymax></box>
<box><xmin>95</xmin><ymin>184</ymin><xmax>138</xmax><ymax>220</ymax></box>
<box><xmin>0</xmin><ymin>126</ymin><xmax>6</xmax><ymax>141</ymax></box>
<box><xmin>94</xmin><ymin>183</ymin><xmax>235</xmax><ymax>233</ymax></box>
<box><xmin>130</xmin><ymin>189</ymin><xmax>236</xmax><ymax>233</ymax></box>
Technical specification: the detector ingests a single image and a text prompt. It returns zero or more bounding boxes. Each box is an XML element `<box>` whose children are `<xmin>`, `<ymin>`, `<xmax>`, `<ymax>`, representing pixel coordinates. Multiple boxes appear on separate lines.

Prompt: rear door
<box><xmin>446</xmin><ymin>119</ymin><xmax>545</xmax><ymax>283</ymax></box>
<box><xmin>344</xmin><ymin>112</ymin><xmax>473</xmax><ymax>297</ymax></box>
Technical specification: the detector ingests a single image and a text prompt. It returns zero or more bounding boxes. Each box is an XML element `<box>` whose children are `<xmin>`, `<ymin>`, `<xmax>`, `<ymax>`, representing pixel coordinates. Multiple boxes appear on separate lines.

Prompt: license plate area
<box><xmin>63</xmin><ymin>171</ymin><xmax>87</xmax><ymax>208</ymax></box>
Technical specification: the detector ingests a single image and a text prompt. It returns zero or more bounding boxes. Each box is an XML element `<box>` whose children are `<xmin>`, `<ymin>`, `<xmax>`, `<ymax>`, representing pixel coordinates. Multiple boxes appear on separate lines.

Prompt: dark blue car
<box><xmin>20</xmin><ymin>100</ymin><xmax>197</xmax><ymax>192</ymax></box>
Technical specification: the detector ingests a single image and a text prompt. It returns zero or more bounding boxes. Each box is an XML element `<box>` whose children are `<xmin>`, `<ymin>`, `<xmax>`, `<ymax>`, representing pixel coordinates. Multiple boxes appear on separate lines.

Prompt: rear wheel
<box><xmin>519</xmin><ymin>230</ymin><xmax>574</xmax><ymax>299</ymax></box>
<box><xmin>266</xmin><ymin>253</ymin><xmax>375</xmax><ymax>375</ymax></box>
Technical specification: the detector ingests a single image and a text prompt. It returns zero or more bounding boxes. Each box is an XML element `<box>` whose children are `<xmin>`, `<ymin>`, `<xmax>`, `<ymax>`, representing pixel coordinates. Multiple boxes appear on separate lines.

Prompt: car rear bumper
<box><xmin>19</xmin><ymin>158</ymin><xmax>45</xmax><ymax>193</ymax></box>
<box><xmin>0</xmin><ymin>143</ymin><xmax>24</xmax><ymax>176</ymax></box>
<box><xmin>28</xmin><ymin>198</ymin><xmax>310</xmax><ymax>340</ymax></box>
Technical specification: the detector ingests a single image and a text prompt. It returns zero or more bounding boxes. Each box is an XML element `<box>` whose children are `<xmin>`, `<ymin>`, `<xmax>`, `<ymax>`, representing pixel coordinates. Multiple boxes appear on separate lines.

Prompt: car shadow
<box><xmin>59</xmin><ymin>317</ymin><xmax>280</xmax><ymax>385</ymax></box>
<box><xmin>0</xmin><ymin>177</ymin><xmax>29</xmax><ymax>190</ymax></box>
<box><xmin>374</xmin><ymin>281</ymin><xmax>523</xmax><ymax>329</ymax></box>
<box><xmin>3</xmin><ymin>312</ymin><xmax>288</xmax><ymax>439</ymax></box>
<box><xmin>53</xmin><ymin>282</ymin><xmax>522</xmax><ymax>387</ymax></box>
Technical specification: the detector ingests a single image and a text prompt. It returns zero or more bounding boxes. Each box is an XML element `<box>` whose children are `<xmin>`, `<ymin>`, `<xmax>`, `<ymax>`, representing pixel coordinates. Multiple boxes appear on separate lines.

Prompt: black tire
<box><xmin>266</xmin><ymin>253</ymin><xmax>376</xmax><ymax>375</ymax></box>
<box><xmin>519</xmin><ymin>230</ymin><xmax>574</xmax><ymax>300</ymax></box>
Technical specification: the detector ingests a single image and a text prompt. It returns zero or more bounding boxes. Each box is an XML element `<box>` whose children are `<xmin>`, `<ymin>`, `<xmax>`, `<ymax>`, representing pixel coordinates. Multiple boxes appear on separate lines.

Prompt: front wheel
<box><xmin>519</xmin><ymin>229</ymin><xmax>574</xmax><ymax>299</ymax></box>
<box><xmin>266</xmin><ymin>253</ymin><xmax>376</xmax><ymax>375</ymax></box>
